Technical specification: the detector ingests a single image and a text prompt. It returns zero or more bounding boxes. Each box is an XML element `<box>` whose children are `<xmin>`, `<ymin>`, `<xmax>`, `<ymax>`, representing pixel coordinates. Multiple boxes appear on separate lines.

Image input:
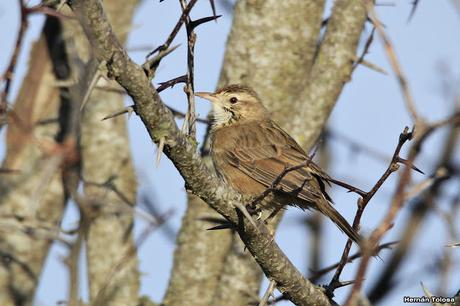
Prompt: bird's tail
<box><xmin>316</xmin><ymin>201</ymin><xmax>361</xmax><ymax>244</ymax></box>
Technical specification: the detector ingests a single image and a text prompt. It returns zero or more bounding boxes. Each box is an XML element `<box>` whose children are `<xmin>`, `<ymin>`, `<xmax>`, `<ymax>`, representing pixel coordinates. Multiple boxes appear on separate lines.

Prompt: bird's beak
<box><xmin>195</xmin><ymin>92</ymin><xmax>219</xmax><ymax>104</ymax></box>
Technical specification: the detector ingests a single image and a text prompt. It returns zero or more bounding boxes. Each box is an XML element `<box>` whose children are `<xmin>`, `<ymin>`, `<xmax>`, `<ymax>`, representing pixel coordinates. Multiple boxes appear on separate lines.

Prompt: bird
<box><xmin>195</xmin><ymin>84</ymin><xmax>360</xmax><ymax>243</ymax></box>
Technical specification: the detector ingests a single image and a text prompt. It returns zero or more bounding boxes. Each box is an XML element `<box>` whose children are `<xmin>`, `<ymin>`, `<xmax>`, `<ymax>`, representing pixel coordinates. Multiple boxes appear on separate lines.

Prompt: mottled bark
<box><xmin>0</xmin><ymin>23</ymin><xmax>68</xmax><ymax>306</ymax></box>
<box><xmin>220</xmin><ymin>0</ymin><xmax>325</xmax><ymax>126</ymax></box>
<box><xmin>61</xmin><ymin>2</ymin><xmax>141</xmax><ymax>305</ymax></box>
<box><xmin>0</xmin><ymin>1</ymin><xmax>140</xmax><ymax>303</ymax></box>
<box><xmin>71</xmin><ymin>0</ymin><xmax>332</xmax><ymax>304</ymax></box>
<box><xmin>211</xmin><ymin>236</ymin><xmax>262</xmax><ymax>306</ymax></box>
<box><xmin>81</xmin><ymin>86</ymin><xmax>140</xmax><ymax>305</ymax></box>
<box><xmin>291</xmin><ymin>0</ymin><xmax>367</xmax><ymax>148</ymax></box>
<box><xmin>163</xmin><ymin>194</ymin><xmax>232</xmax><ymax>306</ymax></box>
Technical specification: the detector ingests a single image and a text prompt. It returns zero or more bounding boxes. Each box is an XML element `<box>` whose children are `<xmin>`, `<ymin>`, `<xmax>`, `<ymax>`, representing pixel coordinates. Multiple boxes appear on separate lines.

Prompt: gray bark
<box><xmin>0</xmin><ymin>22</ymin><xmax>68</xmax><ymax>306</ymax></box>
<box><xmin>60</xmin><ymin>2</ymin><xmax>141</xmax><ymax>305</ymax></box>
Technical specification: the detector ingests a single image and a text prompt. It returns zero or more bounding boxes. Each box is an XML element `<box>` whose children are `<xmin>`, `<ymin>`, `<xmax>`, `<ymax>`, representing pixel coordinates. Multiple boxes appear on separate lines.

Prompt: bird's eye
<box><xmin>229</xmin><ymin>97</ymin><xmax>238</xmax><ymax>104</ymax></box>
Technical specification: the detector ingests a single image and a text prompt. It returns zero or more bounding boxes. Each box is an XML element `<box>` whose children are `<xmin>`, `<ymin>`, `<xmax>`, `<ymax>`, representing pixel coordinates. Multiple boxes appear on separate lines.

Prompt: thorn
<box><xmin>143</xmin><ymin>44</ymin><xmax>181</xmax><ymax>79</ymax></box>
<box><xmin>157</xmin><ymin>75</ymin><xmax>188</xmax><ymax>93</ymax></box>
<box><xmin>445</xmin><ymin>242</ymin><xmax>460</xmax><ymax>248</ymax></box>
<box><xmin>101</xmin><ymin>105</ymin><xmax>135</xmax><ymax>121</ymax></box>
<box><xmin>80</xmin><ymin>60</ymin><xmax>106</xmax><ymax>111</ymax></box>
<box><xmin>259</xmin><ymin>279</ymin><xmax>276</xmax><ymax>306</ymax></box>
<box><xmin>156</xmin><ymin>136</ymin><xmax>165</xmax><ymax>167</ymax></box>
<box><xmin>359</xmin><ymin>59</ymin><xmax>388</xmax><ymax>75</ymax></box>
<box><xmin>420</xmin><ymin>281</ymin><xmax>434</xmax><ymax>299</ymax></box>
<box><xmin>199</xmin><ymin>216</ymin><xmax>235</xmax><ymax>230</ymax></box>
<box><xmin>190</xmin><ymin>15</ymin><xmax>222</xmax><ymax>30</ymax></box>
<box><xmin>407</xmin><ymin>0</ymin><xmax>420</xmax><ymax>23</ymax></box>
<box><xmin>396</xmin><ymin>157</ymin><xmax>425</xmax><ymax>174</ymax></box>
<box><xmin>234</xmin><ymin>202</ymin><xmax>259</xmax><ymax>232</ymax></box>
<box><xmin>334</xmin><ymin>280</ymin><xmax>356</xmax><ymax>288</ymax></box>
<box><xmin>207</xmin><ymin>224</ymin><xmax>234</xmax><ymax>231</ymax></box>
<box><xmin>209</xmin><ymin>0</ymin><xmax>217</xmax><ymax>19</ymax></box>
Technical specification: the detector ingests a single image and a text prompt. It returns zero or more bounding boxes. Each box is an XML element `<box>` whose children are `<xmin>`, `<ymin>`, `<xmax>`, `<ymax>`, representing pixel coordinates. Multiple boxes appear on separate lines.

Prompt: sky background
<box><xmin>1</xmin><ymin>1</ymin><xmax>460</xmax><ymax>305</ymax></box>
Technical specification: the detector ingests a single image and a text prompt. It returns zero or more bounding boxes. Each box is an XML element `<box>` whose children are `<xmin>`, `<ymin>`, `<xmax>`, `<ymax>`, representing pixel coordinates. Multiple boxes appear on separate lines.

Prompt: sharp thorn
<box><xmin>235</xmin><ymin>203</ymin><xmax>259</xmax><ymax>232</ymax></box>
<box><xmin>190</xmin><ymin>15</ymin><xmax>222</xmax><ymax>30</ymax></box>
<box><xmin>206</xmin><ymin>224</ymin><xmax>234</xmax><ymax>231</ymax></box>
<box><xmin>101</xmin><ymin>105</ymin><xmax>135</xmax><ymax>121</ymax></box>
<box><xmin>156</xmin><ymin>137</ymin><xmax>165</xmax><ymax>167</ymax></box>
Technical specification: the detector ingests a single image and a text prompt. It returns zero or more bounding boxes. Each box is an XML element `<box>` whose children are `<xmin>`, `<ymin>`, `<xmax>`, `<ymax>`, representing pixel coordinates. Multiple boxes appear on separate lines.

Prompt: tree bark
<box><xmin>0</xmin><ymin>19</ymin><xmax>70</xmax><ymax>306</ymax></box>
<box><xmin>290</xmin><ymin>0</ymin><xmax>367</xmax><ymax>148</ymax></box>
<box><xmin>0</xmin><ymin>1</ymin><xmax>140</xmax><ymax>304</ymax></box>
<box><xmin>60</xmin><ymin>2</ymin><xmax>141</xmax><ymax>305</ymax></box>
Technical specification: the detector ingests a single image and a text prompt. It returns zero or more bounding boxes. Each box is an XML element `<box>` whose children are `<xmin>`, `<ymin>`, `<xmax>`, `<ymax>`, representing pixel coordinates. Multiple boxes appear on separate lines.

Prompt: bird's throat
<box><xmin>212</xmin><ymin>106</ymin><xmax>239</xmax><ymax>128</ymax></box>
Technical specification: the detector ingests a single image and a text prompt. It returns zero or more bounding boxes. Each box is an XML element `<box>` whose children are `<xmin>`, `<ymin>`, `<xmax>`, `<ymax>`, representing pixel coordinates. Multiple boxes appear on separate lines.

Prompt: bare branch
<box><xmin>327</xmin><ymin>127</ymin><xmax>414</xmax><ymax>294</ymax></box>
<box><xmin>1</xmin><ymin>0</ymin><xmax>28</xmax><ymax>128</ymax></box>
<box><xmin>345</xmin><ymin>113</ymin><xmax>460</xmax><ymax>305</ymax></box>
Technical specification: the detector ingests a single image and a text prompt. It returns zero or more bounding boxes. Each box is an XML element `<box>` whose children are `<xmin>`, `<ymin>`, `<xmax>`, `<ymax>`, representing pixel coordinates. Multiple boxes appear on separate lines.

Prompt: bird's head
<box><xmin>195</xmin><ymin>84</ymin><xmax>269</xmax><ymax>128</ymax></box>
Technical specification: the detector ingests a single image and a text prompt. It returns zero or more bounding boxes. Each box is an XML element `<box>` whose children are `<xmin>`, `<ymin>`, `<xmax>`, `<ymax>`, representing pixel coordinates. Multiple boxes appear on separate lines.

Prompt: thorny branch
<box><xmin>176</xmin><ymin>1</ymin><xmax>221</xmax><ymax>137</ymax></box>
<box><xmin>309</xmin><ymin>241</ymin><xmax>399</xmax><ymax>282</ymax></box>
<box><xmin>146</xmin><ymin>0</ymin><xmax>198</xmax><ymax>59</ymax></box>
<box><xmin>179</xmin><ymin>0</ymin><xmax>197</xmax><ymax>136</ymax></box>
<box><xmin>368</xmin><ymin>119</ymin><xmax>460</xmax><ymax>303</ymax></box>
<box><xmin>327</xmin><ymin>127</ymin><xmax>415</xmax><ymax>294</ymax></box>
<box><xmin>1</xmin><ymin>0</ymin><xmax>27</xmax><ymax>127</ymax></box>
<box><xmin>0</xmin><ymin>0</ymin><xmax>72</xmax><ymax>128</ymax></box>
<box><xmin>147</xmin><ymin>0</ymin><xmax>219</xmax><ymax>165</ymax></box>
<box><xmin>344</xmin><ymin>112</ymin><xmax>460</xmax><ymax>306</ymax></box>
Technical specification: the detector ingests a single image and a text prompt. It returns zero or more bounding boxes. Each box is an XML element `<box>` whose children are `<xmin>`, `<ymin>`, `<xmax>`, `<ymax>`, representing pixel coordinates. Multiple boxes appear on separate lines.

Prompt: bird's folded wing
<box><xmin>224</xmin><ymin>120</ymin><xmax>327</xmax><ymax>203</ymax></box>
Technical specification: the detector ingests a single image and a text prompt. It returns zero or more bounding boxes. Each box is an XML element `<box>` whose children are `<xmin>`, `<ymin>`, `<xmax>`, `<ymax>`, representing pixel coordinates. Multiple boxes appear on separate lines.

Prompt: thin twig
<box><xmin>407</xmin><ymin>0</ymin><xmax>421</xmax><ymax>22</ymax></box>
<box><xmin>145</xmin><ymin>0</ymin><xmax>199</xmax><ymax>59</ymax></box>
<box><xmin>368</xmin><ymin>123</ymin><xmax>459</xmax><ymax>303</ymax></box>
<box><xmin>157</xmin><ymin>75</ymin><xmax>187</xmax><ymax>92</ymax></box>
<box><xmin>179</xmin><ymin>0</ymin><xmax>197</xmax><ymax>137</ymax></box>
<box><xmin>259</xmin><ymin>279</ymin><xmax>277</xmax><ymax>306</ymax></box>
<box><xmin>344</xmin><ymin>113</ymin><xmax>460</xmax><ymax>305</ymax></box>
<box><xmin>366</xmin><ymin>0</ymin><xmax>420</xmax><ymax>123</ymax></box>
<box><xmin>327</xmin><ymin>127</ymin><xmax>413</xmax><ymax>294</ymax></box>
<box><xmin>309</xmin><ymin>241</ymin><xmax>398</xmax><ymax>282</ymax></box>
<box><xmin>1</xmin><ymin>0</ymin><xmax>28</xmax><ymax>126</ymax></box>
<box><xmin>352</xmin><ymin>26</ymin><xmax>376</xmax><ymax>71</ymax></box>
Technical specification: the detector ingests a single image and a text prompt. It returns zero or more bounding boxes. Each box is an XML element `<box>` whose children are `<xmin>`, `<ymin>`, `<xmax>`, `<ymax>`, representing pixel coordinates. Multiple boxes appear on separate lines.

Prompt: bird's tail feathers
<box><xmin>317</xmin><ymin>202</ymin><xmax>361</xmax><ymax>244</ymax></box>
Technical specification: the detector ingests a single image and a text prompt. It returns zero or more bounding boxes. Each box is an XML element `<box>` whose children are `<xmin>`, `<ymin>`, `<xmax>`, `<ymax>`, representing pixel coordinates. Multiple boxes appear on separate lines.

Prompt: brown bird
<box><xmin>195</xmin><ymin>84</ymin><xmax>360</xmax><ymax>243</ymax></box>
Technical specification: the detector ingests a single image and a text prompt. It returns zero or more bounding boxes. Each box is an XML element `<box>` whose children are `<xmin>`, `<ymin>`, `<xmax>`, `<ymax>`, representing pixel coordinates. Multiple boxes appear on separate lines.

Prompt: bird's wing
<box><xmin>224</xmin><ymin>120</ymin><xmax>329</xmax><ymax>204</ymax></box>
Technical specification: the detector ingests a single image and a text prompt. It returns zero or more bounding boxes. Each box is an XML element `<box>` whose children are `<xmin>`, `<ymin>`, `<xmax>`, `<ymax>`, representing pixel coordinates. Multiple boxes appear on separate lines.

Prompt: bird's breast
<box><xmin>210</xmin><ymin>127</ymin><xmax>266</xmax><ymax>195</ymax></box>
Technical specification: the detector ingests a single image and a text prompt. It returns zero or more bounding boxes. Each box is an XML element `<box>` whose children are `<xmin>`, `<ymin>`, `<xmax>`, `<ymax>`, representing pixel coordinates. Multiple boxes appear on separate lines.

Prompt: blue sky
<box><xmin>1</xmin><ymin>1</ymin><xmax>460</xmax><ymax>305</ymax></box>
